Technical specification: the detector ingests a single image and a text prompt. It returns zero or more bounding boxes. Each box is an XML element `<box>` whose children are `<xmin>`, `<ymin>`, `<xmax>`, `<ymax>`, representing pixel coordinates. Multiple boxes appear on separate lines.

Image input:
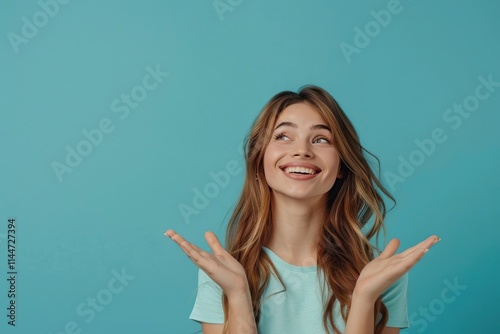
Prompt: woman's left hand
<box><xmin>353</xmin><ymin>235</ymin><xmax>440</xmax><ymax>303</ymax></box>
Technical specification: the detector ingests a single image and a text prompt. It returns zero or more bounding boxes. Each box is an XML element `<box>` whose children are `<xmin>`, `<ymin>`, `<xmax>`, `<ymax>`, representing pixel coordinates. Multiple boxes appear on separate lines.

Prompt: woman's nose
<box><xmin>292</xmin><ymin>140</ymin><xmax>313</xmax><ymax>158</ymax></box>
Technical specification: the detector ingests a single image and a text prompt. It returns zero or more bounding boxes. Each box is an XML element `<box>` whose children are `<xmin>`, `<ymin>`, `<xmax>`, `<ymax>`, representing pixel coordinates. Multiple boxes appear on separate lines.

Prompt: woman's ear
<box><xmin>337</xmin><ymin>163</ymin><xmax>343</xmax><ymax>179</ymax></box>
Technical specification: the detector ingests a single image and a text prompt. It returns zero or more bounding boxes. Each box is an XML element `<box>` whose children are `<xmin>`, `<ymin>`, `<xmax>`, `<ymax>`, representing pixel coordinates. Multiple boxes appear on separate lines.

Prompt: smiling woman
<box><xmin>166</xmin><ymin>85</ymin><xmax>439</xmax><ymax>334</ymax></box>
<box><xmin>263</xmin><ymin>103</ymin><xmax>342</xmax><ymax>201</ymax></box>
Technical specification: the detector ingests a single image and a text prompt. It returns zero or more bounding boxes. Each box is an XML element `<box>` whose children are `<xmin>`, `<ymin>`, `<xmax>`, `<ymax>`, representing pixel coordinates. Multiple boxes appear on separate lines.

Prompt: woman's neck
<box><xmin>265</xmin><ymin>193</ymin><xmax>327</xmax><ymax>267</ymax></box>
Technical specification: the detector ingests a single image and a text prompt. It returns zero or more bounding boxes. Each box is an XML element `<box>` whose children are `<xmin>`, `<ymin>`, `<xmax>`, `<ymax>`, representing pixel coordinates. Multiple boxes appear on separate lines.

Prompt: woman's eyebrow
<box><xmin>274</xmin><ymin>121</ymin><xmax>331</xmax><ymax>132</ymax></box>
<box><xmin>311</xmin><ymin>124</ymin><xmax>331</xmax><ymax>132</ymax></box>
<box><xmin>274</xmin><ymin>121</ymin><xmax>297</xmax><ymax>130</ymax></box>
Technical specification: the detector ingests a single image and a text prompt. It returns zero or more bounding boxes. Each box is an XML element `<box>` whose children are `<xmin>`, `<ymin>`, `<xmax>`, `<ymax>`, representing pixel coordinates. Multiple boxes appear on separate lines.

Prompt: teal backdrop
<box><xmin>1</xmin><ymin>0</ymin><xmax>499</xmax><ymax>333</ymax></box>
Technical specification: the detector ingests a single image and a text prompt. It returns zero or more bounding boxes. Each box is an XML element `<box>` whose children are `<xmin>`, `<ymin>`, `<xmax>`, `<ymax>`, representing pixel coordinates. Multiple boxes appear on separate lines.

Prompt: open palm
<box><xmin>165</xmin><ymin>229</ymin><xmax>248</xmax><ymax>296</ymax></box>
<box><xmin>355</xmin><ymin>235</ymin><xmax>440</xmax><ymax>303</ymax></box>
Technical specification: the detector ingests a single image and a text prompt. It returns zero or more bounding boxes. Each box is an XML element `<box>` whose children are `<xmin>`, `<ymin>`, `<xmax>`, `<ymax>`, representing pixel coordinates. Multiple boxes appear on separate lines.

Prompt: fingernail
<box><xmin>434</xmin><ymin>236</ymin><xmax>441</xmax><ymax>244</ymax></box>
<box><xmin>424</xmin><ymin>248</ymin><xmax>429</xmax><ymax>253</ymax></box>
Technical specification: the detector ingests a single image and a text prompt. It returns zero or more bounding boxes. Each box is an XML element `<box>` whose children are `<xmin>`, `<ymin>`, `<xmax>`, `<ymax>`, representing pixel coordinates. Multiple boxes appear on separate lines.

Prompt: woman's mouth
<box><xmin>282</xmin><ymin>166</ymin><xmax>319</xmax><ymax>175</ymax></box>
<box><xmin>279</xmin><ymin>163</ymin><xmax>322</xmax><ymax>180</ymax></box>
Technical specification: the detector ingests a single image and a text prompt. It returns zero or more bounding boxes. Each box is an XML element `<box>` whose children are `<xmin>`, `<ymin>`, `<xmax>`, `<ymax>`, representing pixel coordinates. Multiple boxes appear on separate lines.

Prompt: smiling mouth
<box><xmin>282</xmin><ymin>166</ymin><xmax>321</xmax><ymax>175</ymax></box>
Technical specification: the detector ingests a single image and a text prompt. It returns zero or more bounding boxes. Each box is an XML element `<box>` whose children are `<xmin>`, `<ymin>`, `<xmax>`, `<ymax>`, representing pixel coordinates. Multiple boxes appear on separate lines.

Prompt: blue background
<box><xmin>1</xmin><ymin>0</ymin><xmax>499</xmax><ymax>333</ymax></box>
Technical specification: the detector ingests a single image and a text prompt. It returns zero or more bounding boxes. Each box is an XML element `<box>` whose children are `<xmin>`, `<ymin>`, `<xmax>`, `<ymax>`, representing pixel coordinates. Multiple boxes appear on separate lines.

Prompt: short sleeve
<box><xmin>189</xmin><ymin>269</ymin><xmax>225</xmax><ymax>324</ymax></box>
<box><xmin>381</xmin><ymin>272</ymin><xmax>409</xmax><ymax>328</ymax></box>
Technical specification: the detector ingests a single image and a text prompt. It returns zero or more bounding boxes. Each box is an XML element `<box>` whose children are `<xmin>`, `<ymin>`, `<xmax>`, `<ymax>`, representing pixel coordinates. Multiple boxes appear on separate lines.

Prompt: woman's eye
<box><xmin>313</xmin><ymin>137</ymin><xmax>330</xmax><ymax>144</ymax></box>
<box><xmin>274</xmin><ymin>133</ymin><xmax>289</xmax><ymax>140</ymax></box>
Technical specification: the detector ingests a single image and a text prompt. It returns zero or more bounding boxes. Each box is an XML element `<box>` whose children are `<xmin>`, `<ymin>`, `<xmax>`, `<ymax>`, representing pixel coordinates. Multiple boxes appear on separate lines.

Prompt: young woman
<box><xmin>166</xmin><ymin>85</ymin><xmax>439</xmax><ymax>334</ymax></box>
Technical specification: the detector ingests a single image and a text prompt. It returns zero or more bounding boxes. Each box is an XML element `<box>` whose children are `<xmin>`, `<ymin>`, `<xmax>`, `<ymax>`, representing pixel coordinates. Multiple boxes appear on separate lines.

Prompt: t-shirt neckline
<box><xmin>261</xmin><ymin>246</ymin><xmax>318</xmax><ymax>273</ymax></box>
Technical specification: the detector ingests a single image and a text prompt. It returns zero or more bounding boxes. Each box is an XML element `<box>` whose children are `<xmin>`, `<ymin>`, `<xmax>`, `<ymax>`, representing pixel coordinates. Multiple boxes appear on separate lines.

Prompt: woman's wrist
<box><xmin>226</xmin><ymin>279</ymin><xmax>252</xmax><ymax>302</ymax></box>
<box><xmin>352</xmin><ymin>286</ymin><xmax>378</xmax><ymax>306</ymax></box>
<box><xmin>345</xmin><ymin>289</ymin><xmax>377</xmax><ymax>334</ymax></box>
<box><xmin>225</xmin><ymin>280</ymin><xmax>258</xmax><ymax>334</ymax></box>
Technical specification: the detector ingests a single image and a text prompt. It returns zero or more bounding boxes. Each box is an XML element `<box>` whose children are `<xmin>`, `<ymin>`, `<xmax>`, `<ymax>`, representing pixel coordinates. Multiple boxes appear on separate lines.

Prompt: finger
<box><xmin>165</xmin><ymin>229</ymin><xmax>189</xmax><ymax>247</ymax></box>
<box><xmin>165</xmin><ymin>229</ymin><xmax>190</xmax><ymax>245</ymax></box>
<box><xmin>400</xmin><ymin>235</ymin><xmax>440</xmax><ymax>257</ymax></box>
<box><xmin>190</xmin><ymin>243</ymin><xmax>204</xmax><ymax>253</ymax></box>
<box><xmin>165</xmin><ymin>229</ymin><xmax>176</xmax><ymax>238</ymax></box>
<box><xmin>378</xmin><ymin>239</ymin><xmax>400</xmax><ymax>259</ymax></box>
<box><xmin>166</xmin><ymin>230</ymin><xmax>209</xmax><ymax>252</ymax></box>
<box><xmin>178</xmin><ymin>239</ymin><xmax>205</xmax><ymax>263</ymax></box>
<box><xmin>165</xmin><ymin>230</ymin><xmax>199</xmax><ymax>255</ymax></box>
<box><xmin>165</xmin><ymin>231</ymin><xmax>221</xmax><ymax>275</ymax></box>
<box><xmin>393</xmin><ymin>236</ymin><xmax>441</xmax><ymax>272</ymax></box>
<box><xmin>189</xmin><ymin>243</ymin><xmax>215</xmax><ymax>260</ymax></box>
<box><xmin>204</xmin><ymin>231</ymin><xmax>226</xmax><ymax>255</ymax></box>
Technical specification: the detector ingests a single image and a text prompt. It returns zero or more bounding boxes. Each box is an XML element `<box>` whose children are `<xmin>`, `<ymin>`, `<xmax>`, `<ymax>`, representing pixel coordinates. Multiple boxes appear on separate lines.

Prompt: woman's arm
<box><xmin>166</xmin><ymin>230</ymin><xmax>258</xmax><ymax>334</ymax></box>
<box><xmin>225</xmin><ymin>286</ymin><xmax>258</xmax><ymax>334</ymax></box>
<box><xmin>201</xmin><ymin>323</ymin><xmax>224</xmax><ymax>334</ymax></box>
<box><xmin>200</xmin><ymin>287</ymin><xmax>256</xmax><ymax>334</ymax></box>
<box><xmin>344</xmin><ymin>235</ymin><xmax>440</xmax><ymax>334</ymax></box>
<box><xmin>199</xmin><ymin>287</ymin><xmax>256</xmax><ymax>334</ymax></box>
<box><xmin>343</xmin><ymin>293</ymin><xmax>399</xmax><ymax>334</ymax></box>
<box><xmin>344</xmin><ymin>293</ymin><xmax>375</xmax><ymax>334</ymax></box>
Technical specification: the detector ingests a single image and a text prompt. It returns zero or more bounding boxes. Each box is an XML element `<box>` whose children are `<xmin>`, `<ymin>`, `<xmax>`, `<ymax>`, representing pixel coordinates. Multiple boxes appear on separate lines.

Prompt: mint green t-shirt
<box><xmin>189</xmin><ymin>246</ymin><xmax>409</xmax><ymax>333</ymax></box>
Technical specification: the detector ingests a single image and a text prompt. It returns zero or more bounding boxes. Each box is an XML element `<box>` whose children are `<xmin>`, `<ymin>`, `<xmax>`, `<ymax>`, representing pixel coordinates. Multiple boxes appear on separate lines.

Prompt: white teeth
<box><xmin>284</xmin><ymin>167</ymin><xmax>316</xmax><ymax>175</ymax></box>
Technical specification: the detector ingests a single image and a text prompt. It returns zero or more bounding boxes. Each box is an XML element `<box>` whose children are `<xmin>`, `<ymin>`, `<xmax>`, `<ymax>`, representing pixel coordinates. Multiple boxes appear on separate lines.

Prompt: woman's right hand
<box><xmin>165</xmin><ymin>229</ymin><xmax>248</xmax><ymax>298</ymax></box>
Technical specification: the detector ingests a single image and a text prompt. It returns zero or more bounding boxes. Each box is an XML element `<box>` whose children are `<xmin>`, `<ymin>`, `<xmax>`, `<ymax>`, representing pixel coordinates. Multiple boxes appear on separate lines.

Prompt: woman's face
<box><xmin>263</xmin><ymin>103</ymin><xmax>342</xmax><ymax>202</ymax></box>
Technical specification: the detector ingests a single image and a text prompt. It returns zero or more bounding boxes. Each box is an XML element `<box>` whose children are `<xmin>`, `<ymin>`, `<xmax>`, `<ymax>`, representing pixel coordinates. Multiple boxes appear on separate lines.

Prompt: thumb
<box><xmin>378</xmin><ymin>239</ymin><xmax>400</xmax><ymax>259</ymax></box>
<box><xmin>204</xmin><ymin>231</ymin><xmax>225</xmax><ymax>254</ymax></box>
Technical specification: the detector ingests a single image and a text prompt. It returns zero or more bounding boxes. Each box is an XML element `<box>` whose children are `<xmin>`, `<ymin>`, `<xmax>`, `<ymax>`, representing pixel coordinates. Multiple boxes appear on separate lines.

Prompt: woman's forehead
<box><xmin>274</xmin><ymin>103</ymin><xmax>328</xmax><ymax>127</ymax></box>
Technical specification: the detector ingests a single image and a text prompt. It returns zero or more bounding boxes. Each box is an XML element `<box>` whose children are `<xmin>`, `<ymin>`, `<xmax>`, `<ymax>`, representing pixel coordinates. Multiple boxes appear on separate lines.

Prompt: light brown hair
<box><xmin>222</xmin><ymin>85</ymin><xmax>395</xmax><ymax>334</ymax></box>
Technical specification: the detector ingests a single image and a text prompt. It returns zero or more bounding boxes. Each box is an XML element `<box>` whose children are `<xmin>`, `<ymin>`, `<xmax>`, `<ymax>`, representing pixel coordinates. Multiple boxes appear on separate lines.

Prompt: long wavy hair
<box><xmin>222</xmin><ymin>85</ymin><xmax>395</xmax><ymax>334</ymax></box>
